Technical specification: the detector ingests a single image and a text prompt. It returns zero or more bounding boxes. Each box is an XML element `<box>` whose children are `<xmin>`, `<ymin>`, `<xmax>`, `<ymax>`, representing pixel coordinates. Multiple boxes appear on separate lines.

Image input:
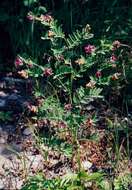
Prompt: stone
<box><xmin>0</xmin><ymin>91</ymin><xmax>8</xmax><ymax>97</ymax></box>
<box><xmin>10</xmin><ymin>142</ymin><xmax>23</xmax><ymax>152</ymax></box>
<box><xmin>0</xmin><ymin>180</ymin><xmax>5</xmax><ymax>190</ymax></box>
<box><xmin>23</xmin><ymin>128</ymin><xmax>33</xmax><ymax>136</ymax></box>
<box><xmin>2</xmin><ymin>125</ymin><xmax>15</xmax><ymax>133</ymax></box>
<box><xmin>0</xmin><ymin>99</ymin><xmax>6</xmax><ymax>108</ymax></box>
<box><xmin>0</xmin><ymin>155</ymin><xmax>12</xmax><ymax>171</ymax></box>
<box><xmin>6</xmin><ymin>93</ymin><xmax>25</xmax><ymax>112</ymax></box>
<box><xmin>1</xmin><ymin>77</ymin><xmax>33</xmax><ymax>96</ymax></box>
<box><xmin>0</xmin><ymin>82</ymin><xmax>6</xmax><ymax>89</ymax></box>
<box><xmin>0</xmin><ymin>128</ymin><xmax>8</xmax><ymax>153</ymax></box>
<box><xmin>14</xmin><ymin>179</ymin><xmax>23</xmax><ymax>190</ymax></box>
<box><xmin>81</xmin><ymin>161</ymin><xmax>93</xmax><ymax>170</ymax></box>
<box><xmin>0</xmin><ymin>137</ymin><xmax>7</xmax><ymax>144</ymax></box>
<box><xmin>26</xmin><ymin>155</ymin><xmax>43</xmax><ymax>171</ymax></box>
<box><xmin>0</xmin><ymin>144</ymin><xmax>7</xmax><ymax>154</ymax></box>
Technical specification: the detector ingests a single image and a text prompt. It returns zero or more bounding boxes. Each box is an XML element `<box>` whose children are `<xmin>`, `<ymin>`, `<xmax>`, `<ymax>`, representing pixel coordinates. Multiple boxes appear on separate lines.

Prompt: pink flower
<box><xmin>112</xmin><ymin>40</ymin><xmax>121</xmax><ymax>48</ymax></box>
<box><xmin>27</xmin><ymin>14</ymin><xmax>34</xmax><ymax>21</ymax></box>
<box><xmin>84</xmin><ymin>45</ymin><xmax>96</xmax><ymax>54</ymax></box>
<box><xmin>95</xmin><ymin>70</ymin><xmax>102</xmax><ymax>78</ymax></box>
<box><xmin>110</xmin><ymin>55</ymin><xmax>117</xmax><ymax>63</ymax></box>
<box><xmin>64</xmin><ymin>104</ymin><xmax>72</xmax><ymax>111</ymax></box>
<box><xmin>28</xmin><ymin>62</ymin><xmax>33</xmax><ymax>68</ymax></box>
<box><xmin>43</xmin><ymin>68</ymin><xmax>53</xmax><ymax>77</ymax></box>
<box><xmin>15</xmin><ymin>57</ymin><xmax>23</xmax><ymax>67</ymax></box>
<box><xmin>40</xmin><ymin>14</ymin><xmax>53</xmax><ymax>23</ymax></box>
<box><xmin>58</xmin><ymin>121</ymin><xmax>67</xmax><ymax>128</ymax></box>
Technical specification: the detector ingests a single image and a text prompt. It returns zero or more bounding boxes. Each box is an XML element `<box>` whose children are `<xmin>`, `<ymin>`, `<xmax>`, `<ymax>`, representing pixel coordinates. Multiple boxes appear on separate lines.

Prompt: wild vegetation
<box><xmin>0</xmin><ymin>0</ymin><xmax>132</xmax><ymax>189</ymax></box>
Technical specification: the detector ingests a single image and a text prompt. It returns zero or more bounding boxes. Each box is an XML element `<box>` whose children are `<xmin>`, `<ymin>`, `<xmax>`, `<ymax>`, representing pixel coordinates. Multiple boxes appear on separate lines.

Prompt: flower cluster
<box><xmin>43</xmin><ymin>68</ymin><xmax>53</xmax><ymax>77</ymax></box>
<box><xmin>64</xmin><ymin>104</ymin><xmax>72</xmax><ymax>111</ymax></box>
<box><xmin>84</xmin><ymin>45</ymin><xmax>96</xmax><ymax>54</ymax></box>
<box><xmin>40</xmin><ymin>14</ymin><xmax>53</xmax><ymax>23</ymax></box>
<box><xmin>15</xmin><ymin>57</ymin><xmax>23</xmax><ymax>68</ymax></box>
<box><xmin>112</xmin><ymin>40</ymin><xmax>121</xmax><ymax>49</ymax></box>
<box><xmin>95</xmin><ymin>71</ymin><xmax>102</xmax><ymax>78</ymax></box>
<box><xmin>110</xmin><ymin>54</ymin><xmax>117</xmax><ymax>63</ymax></box>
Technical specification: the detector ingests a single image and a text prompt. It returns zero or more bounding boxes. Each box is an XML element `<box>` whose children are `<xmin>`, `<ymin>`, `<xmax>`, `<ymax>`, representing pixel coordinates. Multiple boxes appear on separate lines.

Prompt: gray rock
<box><xmin>5</xmin><ymin>93</ymin><xmax>26</xmax><ymax>112</ymax></box>
<box><xmin>2</xmin><ymin>125</ymin><xmax>15</xmax><ymax>133</ymax></box>
<box><xmin>0</xmin><ymin>91</ymin><xmax>8</xmax><ymax>98</ymax></box>
<box><xmin>1</xmin><ymin>77</ymin><xmax>33</xmax><ymax>96</ymax></box>
<box><xmin>0</xmin><ymin>155</ymin><xmax>12</xmax><ymax>172</ymax></box>
<box><xmin>0</xmin><ymin>180</ymin><xmax>5</xmax><ymax>190</ymax></box>
<box><xmin>0</xmin><ymin>82</ymin><xmax>6</xmax><ymax>89</ymax></box>
<box><xmin>14</xmin><ymin>179</ymin><xmax>23</xmax><ymax>190</ymax></box>
<box><xmin>0</xmin><ymin>137</ymin><xmax>7</xmax><ymax>144</ymax></box>
<box><xmin>0</xmin><ymin>144</ymin><xmax>7</xmax><ymax>154</ymax></box>
<box><xmin>0</xmin><ymin>99</ymin><xmax>6</xmax><ymax>108</ymax></box>
<box><xmin>26</xmin><ymin>155</ymin><xmax>43</xmax><ymax>171</ymax></box>
<box><xmin>23</xmin><ymin>128</ymin><xmax>33</xmax><ymax>136</ymax></box>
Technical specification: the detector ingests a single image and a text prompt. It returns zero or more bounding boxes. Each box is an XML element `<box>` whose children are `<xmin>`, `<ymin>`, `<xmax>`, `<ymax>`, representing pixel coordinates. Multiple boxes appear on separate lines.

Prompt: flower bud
<box><xmin>95</xmin><ymin>71</ymin><xmax>102</xmax><ymax>78</ymax></box>
<box><xmin>43</xmin><ymin>68</ymin><xmax>53</xmax><ymax>77</ymax></box>
<box><xmin>15</xmin><ymin>57</ymin><xmax>23</xmax><ymax>67</ymax></box>
<box><xmin>84</xmin><ymin>45</ymin><xmax>96</xmax><ymax>54</ymax></box>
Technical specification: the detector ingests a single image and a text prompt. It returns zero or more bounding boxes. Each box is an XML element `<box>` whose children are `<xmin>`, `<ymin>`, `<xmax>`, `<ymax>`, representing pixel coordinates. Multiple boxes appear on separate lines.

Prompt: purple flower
<box><xmin>84</xmin><ymin>45</ymin><xmax>96</xmax><ymax>54</ymax></box>
<box><xmin>15</xmin><ymin>57</ymin><xmax>23</xmax><ymax>67</ymax></box>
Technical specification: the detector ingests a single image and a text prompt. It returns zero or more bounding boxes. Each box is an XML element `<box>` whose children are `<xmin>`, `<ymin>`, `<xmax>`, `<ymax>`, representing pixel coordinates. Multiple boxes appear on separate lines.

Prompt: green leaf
<box><xmin>89</xmin><ymin>88</ymin><xmax>103</xmax><ymax>97</ymax></box>
<box><xmin>54</xmin><ymin>66</ymin><xmax>72</xmax><ymax>78</ymax></box>
<box><xmin>79</xmin><ymin>171</ymin><xmax>104</xmax><ymax>181</ymax></box>
<box><xmin>38</xmin><ymin>6</ymin><xmax>47</xmax><ymax>13</ymax></box>
<box><xmin>23</xmin><ymin>0</ymin><xmax>38</xmax><ymax>6</ymax></box>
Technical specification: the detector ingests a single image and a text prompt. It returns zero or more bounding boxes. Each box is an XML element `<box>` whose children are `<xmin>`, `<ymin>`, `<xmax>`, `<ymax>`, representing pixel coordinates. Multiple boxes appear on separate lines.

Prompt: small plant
<box><xmin>17</xmin><ymin>7</ymin><xmax>131</xmax><ymax>190</ymax></box>
<box><xmin>22</xmin><ymin>171</ymin><xmax>104</xmax><ymax>190</ymax></box>
<box><xmin>114</xmin><ymin>172</ymin><xmax>132</xmax><ymax>190</ymax></box>
<box><xmin>0</xmin><ymin>111</ymin><xmax>12</xmax><ymax>122</ymax></box>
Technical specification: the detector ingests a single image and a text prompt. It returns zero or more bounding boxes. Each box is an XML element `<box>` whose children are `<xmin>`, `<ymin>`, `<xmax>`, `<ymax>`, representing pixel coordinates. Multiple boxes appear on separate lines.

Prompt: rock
<box><xmin>0</xmin><ymin>180</ymin><xmax>5</xmax><ymax>190</ymax></box>
<box><xmin>0</xmin><ymin>137</ymin><xmax>7</xmax><ymax>144</ymax></box>
<box><xmin>0</xmin><ymin>82</ymin><xmax>6</xmax><ymax>89</ymax></box>
<box><xmin>23</xmin><ymin>128</ymin><xmax>33</xmax><ymax>136</ymax></box>
<box><xmin>6</xmin><ymin>93</ymin><xmax>26</xmax><ymax>112</ymax></box>
<box><xmin>14</xmin><ymin>179</ymin><xmax>23</xmax><ymax>190</ymax></box>
<box><xmin>0</xmin><ymin>128</ymin><xmax>8</xmax><ymax>153</ymax></box>
<box><xmin>0</xmin><ymin>99</ymin><xmax>6</xmax><ymax>109</ymax></box>
<box><xmin>84</xmin><ymin>181</ymin><xmax>92</xmax><ymax>188</ymax></box>
<box><xmin>2</xmin><ymin>125</ymin><xmax>15</xmax><ymax>134</ymax></box>
<box><xmin>1</xmin><ymin>77</ymin><xmax>33</xmax><ymax>96</ymax></box>
<box><xmin>0</xmin><ymin>91</ymin><xmax>8</xmax><ymax>97</ymax></box>
<box><xmin>0</xmin><ymin>144</ymin><xmax>7</xmax><ymax>154</ymax></box>
<box><xmin>0</xmin><ymin>155</ymin><xmax>12</xmax><ymax>171</ymax></box>
<box><xmin>81</xmin><ymin>161</ymin><xmax>93</xmax><ymax>170</ymax></box>
<box><xmin>7</xmin><ymin>94</ymin><xmax>21</xmax><ymax>101</ymax></box>
<box><xmin>10</xmin><ymin>142</ymin><xmax>23</xmax><ymax>152</ymax></box>
<box><xmin>26</xmin><ymin>154</ymin><xmax>43</xmax><ymax>171</ymax></box>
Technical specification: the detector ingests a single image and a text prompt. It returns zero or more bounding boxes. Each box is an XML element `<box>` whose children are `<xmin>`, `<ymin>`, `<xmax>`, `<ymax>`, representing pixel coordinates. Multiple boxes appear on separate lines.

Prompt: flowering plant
<box><xmin>15</xmin><ymin>9</ymin><xmax>131</xmax><ymax>110</ymax></box>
